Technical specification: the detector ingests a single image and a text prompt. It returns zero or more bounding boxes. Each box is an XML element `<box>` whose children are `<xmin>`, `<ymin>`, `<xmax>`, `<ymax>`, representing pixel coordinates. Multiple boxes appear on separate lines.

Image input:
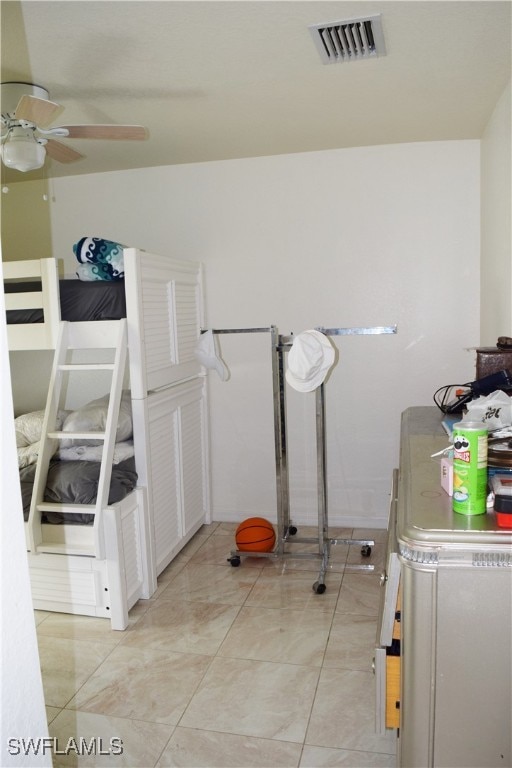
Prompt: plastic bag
<box><xmin>462</xmin><ymin>390</ymin><xmax>512</xmax><ymax>430</ymax></box>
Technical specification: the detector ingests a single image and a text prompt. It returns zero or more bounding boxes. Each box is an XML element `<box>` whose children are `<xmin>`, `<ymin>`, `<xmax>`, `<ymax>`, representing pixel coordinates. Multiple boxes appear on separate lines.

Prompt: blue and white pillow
<box><xmin>73</xmin><ymin>237</ymin><xmax>125</xmax><ymax>281</ymax></box>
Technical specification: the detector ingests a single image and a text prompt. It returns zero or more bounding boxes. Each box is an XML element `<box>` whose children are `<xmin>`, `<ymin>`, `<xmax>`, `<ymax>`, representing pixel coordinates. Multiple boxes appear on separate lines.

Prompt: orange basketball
<box><xmin>235</xmin><ymin>517</ymin><xmax>276</xmax><ymax>552</ymax></box>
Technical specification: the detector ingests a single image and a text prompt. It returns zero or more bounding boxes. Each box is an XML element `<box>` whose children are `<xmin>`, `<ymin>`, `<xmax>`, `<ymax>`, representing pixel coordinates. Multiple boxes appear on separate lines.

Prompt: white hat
<box><xmin>285</xmin><ymin>330</ymin><xmax>336</xmax><ymax>392</ymax></box>
<box><xmin>195</xmin><ymin>330</ymin><xmax>230</xmax><ymax>381</ymax></box>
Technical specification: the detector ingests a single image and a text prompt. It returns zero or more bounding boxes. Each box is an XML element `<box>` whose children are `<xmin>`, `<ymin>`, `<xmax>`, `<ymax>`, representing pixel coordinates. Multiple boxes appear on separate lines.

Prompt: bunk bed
<box><xmin>5</xmin><ymin>249</ymin><xmax>209</xmax><ymax>629</ymax></box>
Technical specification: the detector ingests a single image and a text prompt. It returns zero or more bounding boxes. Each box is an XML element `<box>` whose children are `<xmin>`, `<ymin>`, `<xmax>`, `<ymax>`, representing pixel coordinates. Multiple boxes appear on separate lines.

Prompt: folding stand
<box><xmin>206</xmin><ymin>324</ymin><xmax>397</xmax><ymax>592</ymax></box>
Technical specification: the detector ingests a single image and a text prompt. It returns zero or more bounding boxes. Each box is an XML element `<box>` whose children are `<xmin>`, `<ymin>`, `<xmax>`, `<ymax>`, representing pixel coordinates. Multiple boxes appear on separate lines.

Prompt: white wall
<box><xmin>480</xmin><ymin>81</ymin><xmax>512</xmax><ymax>345</ymax></box>
<box><xmin>0</xmin><ymin>259</ymin><xmax>50</xmax><ymax>767</ymax></box>
<box><xmin>1</xmin><ymin>179</ymin><xmax>53</xmax><ymax>262</ymax></box>
<box><xmin>43</xmin><ymin>139</ymin><xmax>480</xmax><ymax>528</ymax></box>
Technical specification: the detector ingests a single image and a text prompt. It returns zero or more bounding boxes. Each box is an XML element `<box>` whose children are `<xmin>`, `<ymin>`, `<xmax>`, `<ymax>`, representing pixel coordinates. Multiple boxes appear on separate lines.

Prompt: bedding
<box><xmin>56</xmin><ymin>440</ymin><xmax>134</xmax><ymax>464</ymax></box>
<box><xmin>5</xmin><ymin>278</ymin><xmax>126</xmax><ymax>324</ymax></box>
<box><xmin>15</xmin><ymin>409</ymin><xmax>67</xmax><ymax>468</ymax></box>
<box><xmin>16</xmin><ymin>391</ymin><xmax>136</xmax><ymax>524</ymax></box>
<box><xmin>14</xmin><ymin>393</ymin><xmax>132</xmax><ymax>466</ymax></box>
<box><xmin>19</xmin><ymin>457</ymin><xmax>138</xmax><ymax>524</ymax></box>
<box><xmin>73</xmin><ymin>237</ymin><xmax>125</xmax><ymax>280</ymax></box>
<box><xmin>60</xmin><ymin>390</ymin><xmax>133</xmax><ymax>447</ymax></box>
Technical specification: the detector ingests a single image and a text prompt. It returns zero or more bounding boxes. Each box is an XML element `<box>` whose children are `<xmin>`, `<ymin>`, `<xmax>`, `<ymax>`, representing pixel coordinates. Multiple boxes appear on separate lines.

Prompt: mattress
<box><xmin>19</xmin><ymin>457</ymin><xmax>138</xmax><ymax>524</ymax></box>
<box><xmin>5</xmin><ymin>279</ymin><xmax>126</xmax><ymax>324</ymax></box>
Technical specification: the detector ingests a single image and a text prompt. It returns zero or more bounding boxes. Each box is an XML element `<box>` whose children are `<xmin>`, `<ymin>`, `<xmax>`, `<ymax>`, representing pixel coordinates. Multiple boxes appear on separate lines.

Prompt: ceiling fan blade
<box><xmin>45</xmin><ymin>139</ymin><xmax>84</xmax><ymax>164</ymax></box>
<box><xmin>57</xmin><ymin>124</ymin><xmax>147</xmax><ymax>140</ymax></box>
<box><xmin>14</xmin><ymin>95</ymin><xmax>64</xmax><ymax>127</ymax></box>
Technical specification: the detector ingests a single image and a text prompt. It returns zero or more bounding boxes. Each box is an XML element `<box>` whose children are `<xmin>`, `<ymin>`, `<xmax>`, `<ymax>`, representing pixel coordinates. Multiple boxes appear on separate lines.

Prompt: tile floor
<box><xmin>36</xmin><ymin>523</ymin><xmax>397</xmax><ymax>767</ymax></box>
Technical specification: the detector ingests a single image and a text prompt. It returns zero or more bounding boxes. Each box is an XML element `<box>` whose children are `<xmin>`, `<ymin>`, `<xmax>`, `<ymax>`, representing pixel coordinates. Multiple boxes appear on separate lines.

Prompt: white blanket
<box><xmin>15</xmin><ymin>391</ymin><xmax>133</xmax><ymax>468</ymax></box>
<box><xmin>59</xmin><ymin>391</ymin><xmax>132</xmax><ymax>447</ymax></box>
<box><xmin>15</xmin><ymin>410</ymin><xmax>66</xmax><ymax>469</ymax></box>
<box><xmin>56</xmin><ymin>440</ymin><xmax>135</xmax><ymax>464</ymax></box>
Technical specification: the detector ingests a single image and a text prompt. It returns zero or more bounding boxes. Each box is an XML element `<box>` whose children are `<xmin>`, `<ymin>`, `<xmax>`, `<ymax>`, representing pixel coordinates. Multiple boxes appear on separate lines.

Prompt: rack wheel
<box><xmin>312</xmin><ymin>581</ymin><xmax>326</xmax><ymax>594</ymax></box>
<box><xmin>361</xmin><ymin>545</ymin><xmax>372</xmax><ymax>558</ymax></box>
<box><xmin>228</xmin><ymin>556</ymin><xmax>241</xmax><ymax>567</ymax></box>
<box><xmin>288</xmin><ymin>526</ymin><xmax>298</xmax><ymax>536</ymax></box>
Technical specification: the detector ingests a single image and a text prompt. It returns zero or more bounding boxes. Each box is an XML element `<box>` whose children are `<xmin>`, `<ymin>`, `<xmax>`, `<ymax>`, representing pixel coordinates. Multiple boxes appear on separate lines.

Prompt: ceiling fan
<box><xmin>1</xmin><ymin>82</ymin><xmax>147</xmax><ymax>172</ymax></box>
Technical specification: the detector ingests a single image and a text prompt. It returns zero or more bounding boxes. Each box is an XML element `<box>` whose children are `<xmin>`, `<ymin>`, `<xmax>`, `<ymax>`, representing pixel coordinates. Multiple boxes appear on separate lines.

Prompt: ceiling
<box><xmin>1</xmin><ymin>0</ymin><xmax>511</xmax><ymax>183</ymax></box>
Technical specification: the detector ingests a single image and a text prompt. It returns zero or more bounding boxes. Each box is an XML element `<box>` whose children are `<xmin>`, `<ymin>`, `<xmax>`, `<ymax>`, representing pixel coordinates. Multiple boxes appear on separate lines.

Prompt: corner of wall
<box><xmin>480</xmin><ymin>81</ymin><xmax>512</xmax><ymax>346</ymax></box>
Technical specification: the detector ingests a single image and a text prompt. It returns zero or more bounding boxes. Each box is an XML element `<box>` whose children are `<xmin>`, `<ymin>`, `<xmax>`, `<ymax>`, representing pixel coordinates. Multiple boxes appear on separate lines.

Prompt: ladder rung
<box><xmin>57</xmin><ymin>363</ymin><xmax>115</xmax><ymax>371</ymax></box>
<box><xmin>37</xmin><ymin>502</ymin><xmax>97</xmax><ymax>515</ymax></box>
<box><xmin>48</xmin><ymin>431</ymin><xmax>105</xmax><ymax>440</ymax></box>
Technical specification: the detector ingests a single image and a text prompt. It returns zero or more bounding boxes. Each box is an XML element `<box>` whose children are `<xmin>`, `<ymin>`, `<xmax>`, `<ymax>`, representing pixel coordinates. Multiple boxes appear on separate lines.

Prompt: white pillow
<box><xmin>60</xmin><ymin>391</ymin><xmax>132</xmax><ymax>447</ymax></box>
<box><xmin>15</xmin><ymin>410</ymin><xmax>66</xmax><ymax>447</ymax></box>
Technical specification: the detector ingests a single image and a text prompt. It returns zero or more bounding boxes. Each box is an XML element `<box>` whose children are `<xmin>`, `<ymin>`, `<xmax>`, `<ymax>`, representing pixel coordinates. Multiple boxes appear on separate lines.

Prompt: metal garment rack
<box><xmin>206</xmin><ymin>324</ymin><xmax>398</xmax><ymax>592</ymax></box>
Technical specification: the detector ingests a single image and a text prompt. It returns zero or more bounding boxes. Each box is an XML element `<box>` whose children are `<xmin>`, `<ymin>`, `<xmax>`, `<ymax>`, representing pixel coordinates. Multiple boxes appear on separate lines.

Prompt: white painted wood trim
<box><xmin>5</xmin><ymin>257</ymin><xmax>60</xmax><ymax>349</ymax></box>
<box><xmin>26</xmin><ymin>490</ymin><xmax>145</xmax><ymax>630</ymax></box>
<box><xmin>124</xmin><ymin>248</ymin><xmax>203</xmax><ymax>398</ymax></box>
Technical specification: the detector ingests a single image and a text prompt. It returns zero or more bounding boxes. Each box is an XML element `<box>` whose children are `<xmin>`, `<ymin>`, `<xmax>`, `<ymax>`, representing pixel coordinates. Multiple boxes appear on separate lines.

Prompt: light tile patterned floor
<box><xmin>37</xmin><ymin>523</ymin><xmax>397</xmax><ymax>767</ymax></box>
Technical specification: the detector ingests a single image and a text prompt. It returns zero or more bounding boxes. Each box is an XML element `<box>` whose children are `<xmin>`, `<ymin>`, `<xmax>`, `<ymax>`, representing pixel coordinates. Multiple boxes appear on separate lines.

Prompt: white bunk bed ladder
<box><xmin>27</xmin><ymin>319</ymin><xmax>128</xmax><ymax>558</ymax></box>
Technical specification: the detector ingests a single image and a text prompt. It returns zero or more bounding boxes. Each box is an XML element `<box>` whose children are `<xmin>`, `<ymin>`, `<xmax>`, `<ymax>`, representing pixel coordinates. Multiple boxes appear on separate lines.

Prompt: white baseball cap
<box><xmin>285</xmin><ymin>330</ymin><xmax>336</xmax><ymax>392</ymax></box>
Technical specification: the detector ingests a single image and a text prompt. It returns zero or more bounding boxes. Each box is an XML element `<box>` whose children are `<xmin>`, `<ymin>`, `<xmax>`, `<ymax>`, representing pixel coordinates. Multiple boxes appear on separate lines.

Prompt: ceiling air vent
<box><xmin>309</xmin><ymin>15</ymin><xmax>385</xmax><ymax>64</ymax></box>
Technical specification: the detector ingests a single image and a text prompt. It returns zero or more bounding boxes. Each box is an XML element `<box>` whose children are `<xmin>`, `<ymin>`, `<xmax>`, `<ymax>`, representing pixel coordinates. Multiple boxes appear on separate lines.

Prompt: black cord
<box><xmin>433</xmin><ymin>383</ymin><xmax>472</xmax><ymax>414</ymax></box>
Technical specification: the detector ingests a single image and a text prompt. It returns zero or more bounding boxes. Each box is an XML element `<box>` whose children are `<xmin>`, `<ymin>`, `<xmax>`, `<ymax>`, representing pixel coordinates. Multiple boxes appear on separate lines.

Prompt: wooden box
<box><xmin>475</xmin><ymin>347</ymin><xmax>512</xmax><ymax>380</ymax></box>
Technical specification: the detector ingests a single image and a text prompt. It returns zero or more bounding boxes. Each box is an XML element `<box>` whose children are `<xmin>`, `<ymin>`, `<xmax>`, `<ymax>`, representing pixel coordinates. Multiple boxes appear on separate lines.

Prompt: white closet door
<box><xmin>124</xmin><ymin>249</ymin><xmax>203</xmax><ymax>398</ymax></box>
<box><xmin>181</xmin><ymin>394</ymin><xmax>208</xmax><ymax>538</ymax></box>
<box><xmin>141</xmin><ymin>379</ymin><xmax>207</xmax><ymax>576</ymax></box>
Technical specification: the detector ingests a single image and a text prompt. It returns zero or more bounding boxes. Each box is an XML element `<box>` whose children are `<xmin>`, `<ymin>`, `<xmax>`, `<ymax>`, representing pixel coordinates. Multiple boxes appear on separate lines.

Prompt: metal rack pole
<box><xmin>224</xmin><ymin>323</ymin><xmax>397</xmax><ymax>590</ymax></box>
<box><xmin>316</xmin><ymin>325</ymin><xmax>398</xmax><ymax>578</ymax></box>
<box><xmin>203</xmin><ymin>326</ymin><xmax>285</xmax><ymax>559</ymax></box>
<box><xmin>273</xmin><ymin>325</ymin><xmax>398</xmax><ymax>589</ymax></box>
<box><xmin>316</xmin><ymin>382</ymin><xmax>328</xmax><ymax>556</ymax></box>
<box><xmin>204</xmin><ymin>327</ymin><xmax>276</xmax><ymax>335</ymax></box>
<box><xmin>271</xmin><ymin>327</ymin><xmax>290</xmax><ymax>554</ymax></box>
<box><xmin>316</xmin><ymin>325</ymin><xmax>398</xmax><ymax>336</ymax></box>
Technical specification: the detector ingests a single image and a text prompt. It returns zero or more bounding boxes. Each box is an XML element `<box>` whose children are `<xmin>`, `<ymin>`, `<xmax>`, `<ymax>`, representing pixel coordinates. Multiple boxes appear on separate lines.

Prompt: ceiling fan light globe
<box><xmin>1</xmin><ymin>136</ymin><xmax>46</xmax><ymax>172</ymax></box>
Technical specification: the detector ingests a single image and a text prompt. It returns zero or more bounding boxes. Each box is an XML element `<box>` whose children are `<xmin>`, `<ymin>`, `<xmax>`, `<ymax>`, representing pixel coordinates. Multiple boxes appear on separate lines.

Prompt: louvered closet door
<box><xmin>124</xmin><ymin>249</ymin><xmax>203</xmax><ymax>398</ymax></box>
<box><xmin>180</xmin><ymin>393</ymin><xmax>207</xmax><ymax>537</ymax></box>
<box><xmin>145</xmin><ymin>379</ymin><xmax>207</xmax><ymax>575</ymax></box>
